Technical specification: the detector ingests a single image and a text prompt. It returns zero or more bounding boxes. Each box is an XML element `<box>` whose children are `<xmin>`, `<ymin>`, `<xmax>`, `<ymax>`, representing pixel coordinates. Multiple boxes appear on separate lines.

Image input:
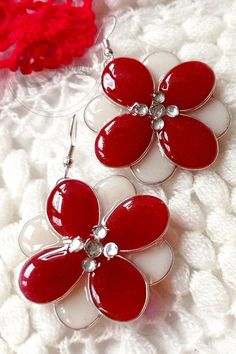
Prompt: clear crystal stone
<box><xmin>149</xmin><ymin>104</ymin><xmax>165</xmax><ymax>118</ymax></box>
<box><xmin>166</xmin><ymin>105</ymin><xmax>179</xmax><ymax>117</ymax></box>
<box><xmin>84</xmin><ymin>239</ymin><xmax>103</xmax><ymax>258</ymax></box>
<box><xmin>131</xmin><ymin>103</ymin><xmax>149</xmax><ymax>116</ymax></box>
<box><xmin>93</xmin><ymin>225</ymin><xmax>108</xmax><ymax>239</ymax></box>
<box><xmin>152</xmin><ymin>118</ymin><xmax>164</xmax><ymax>131</ymax></box>
<box><xmin>82</xmin><ymin>258</ymin><xmax>97</xmax><ymax>272</ymax></box>
<box><xmin>103</xmin><ymin>242</ymin><xmax>119</xmax><ymax>259</ymax></box>
<box><xmin>153</xmin><ymin>92</ymin><xmax>165</xmax><ymax>104</ymax></box>
<box><xmin>68</xmin><ymin>237</ymin><xmax>84</xmax><ymax>253</ymax></box>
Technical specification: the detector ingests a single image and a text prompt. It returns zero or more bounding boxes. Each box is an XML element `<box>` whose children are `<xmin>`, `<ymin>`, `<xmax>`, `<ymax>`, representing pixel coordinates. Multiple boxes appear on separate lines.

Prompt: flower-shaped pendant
<box><xmin>18</xmin><ymin>175</ymin><xmax>173</xmax><ymax>329</ymax></box>
<box><xmin>85</xmin><ymin>51</ymin><xmax>230</xmax><ymax>184</ymax></box>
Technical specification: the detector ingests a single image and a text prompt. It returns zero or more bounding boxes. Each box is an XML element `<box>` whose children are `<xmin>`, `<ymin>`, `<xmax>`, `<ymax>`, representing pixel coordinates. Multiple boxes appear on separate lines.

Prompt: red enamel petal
<box><xmin>19</xmin><ymin>247</ymin><xmax>85</xmax><ymax>303</ymax></box>
<box><xmin>159</xmin><ymin>61</ymin><xmax>215</xmax><ymax>110</ymax></box>
<box><xmin>89</xmin><ymin>256</ymin><xmax>148</xmax><ymax>321</ymax></box>
<box><xmin>105</xmin><ymin>195</ymin><xmax>169</xmax><ymax>251</ymax></box>
<box><xmin>95</xmin><ymin>114</ymin><xmax>153</xmax><ymax>167</ymax></box>
<box><xmin>158</xmin><ymin>115</ymin><xmax>218</xmax><ymax>169</ymax></box>
<box><xmin>47</xmin><ymin>179</ymin><xmax>99</xmax><ymax>239</ymax></box>
<box><xmin>101</xmin><ymin>57</ymin><xmax>154</xmax><ymax>107</ymax></box>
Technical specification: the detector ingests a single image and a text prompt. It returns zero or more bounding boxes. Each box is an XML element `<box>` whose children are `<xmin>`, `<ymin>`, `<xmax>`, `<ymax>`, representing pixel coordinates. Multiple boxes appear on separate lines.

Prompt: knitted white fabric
<box><xmin>0</xmin><ymin>0</ymin><xmax>236</xmax><ymax>353</ymax></box>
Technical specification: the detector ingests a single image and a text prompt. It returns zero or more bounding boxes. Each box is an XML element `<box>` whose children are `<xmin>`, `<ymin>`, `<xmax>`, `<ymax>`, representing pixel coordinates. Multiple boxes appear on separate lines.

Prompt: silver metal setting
<box><xmin>148</xmin><ymin>92</ymin><xmax>180</xmax><ymax>126</ymax></box>
<box><xmin>60</xmin><ymin>218</ymin><xmax>119</xmax><ymax>273</ymax></box>
<box><xmin>61</xmin><ymin>233</ymin><xmax>107</xmax><ymax>273</ymax></box>
<box><xmin>126</xmin><ymin>90</ymin><xmax>180</xmax><ymax>131</ymax></box>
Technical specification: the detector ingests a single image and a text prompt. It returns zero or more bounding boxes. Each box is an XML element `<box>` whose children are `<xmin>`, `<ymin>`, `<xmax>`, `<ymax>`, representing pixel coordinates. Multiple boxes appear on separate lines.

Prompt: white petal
<box><xmin>131</xmin><ymin>140</ymin><xmax>176</xmax><ymax>185</ymax></box>
<box><xmin>94</xmin><ymin>175</ymin><xmax>136</xmax><ymax>217</ymax></box>
<box><xmin>143</xmin><ymin>51</ymin><xmax>180</xmax><ymax>87</ymax></box>
<box><xmin>19</xmin><ymin>215</ymin><xmax>61</xmax><ymax>257</ymax></box>
<box><xmin>55</xmin><ymin>275</ymin><xmax>99</xmax><ymax>330</ymax></box>
<box><xmin>188</xmin><ymin>98</ymin><xmax>231</xmax><ymax>137</ymax></box>
<box><xmin>128</xmin><ymin>241</ymin><xmax>174</xmax><ymax>285</ymax></box>
<box><xmin>84</xmin><ymin>95</ymin><xmax>123</xmax><ymax>133</ymax></box>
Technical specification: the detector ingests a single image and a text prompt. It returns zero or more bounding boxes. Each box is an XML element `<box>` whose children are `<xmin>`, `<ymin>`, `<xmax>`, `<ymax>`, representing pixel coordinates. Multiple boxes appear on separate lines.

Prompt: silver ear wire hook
<box><xmin>63</xmin><ymin>114</ymin><xmax>78</xmax><ymax>179</ymax></box>
<box><xmin>102</xmin><ymin>15</ymin><xmax>116</xmax><ymax>61</ymax></box>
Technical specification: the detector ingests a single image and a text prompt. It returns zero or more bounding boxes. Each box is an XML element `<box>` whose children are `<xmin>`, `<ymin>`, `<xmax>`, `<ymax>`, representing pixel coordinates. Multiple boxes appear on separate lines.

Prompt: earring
<box><xmin>18</xmin><ymin>115</ymin><xmax>174</xmax><ymax>330</ymax></box>
<box><xmin>84</xmin><ymin>16</ymin><xmax>230</xmax><ymax>185</ymax></box>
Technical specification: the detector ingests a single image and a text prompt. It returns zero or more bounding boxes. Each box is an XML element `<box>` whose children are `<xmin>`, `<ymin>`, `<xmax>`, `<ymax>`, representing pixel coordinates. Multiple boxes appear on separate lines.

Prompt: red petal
<box><xmin>95</xmin><ymin>114</ymin><xmax>153</xmax><ymax>167</ymax></box>
<box><xmin>89</xmin><ymin>256</ymin><xmax>148</xmax><ymax>321</ymax></box>
<box><xmin>105</xmin><ymin>195</ymin><xmax>169</xmax><ymax>251</ymax></box>
<box><xmin>19</xmin><ymin>247</ymin><xmax>85</xmax><ymax>303</ymax></box>
<box><xmin>47</xmin><ymin>179</ymin><xmax>99</xmax><ymax>239</ymax></box>
<box><xmin>101</xmin><ymin>57</ymin><xmax>154</xmax><ymax>107</ymax></box>
<box><xmin>158</xmin><ymin>115</ymin><xmax>218</xmax><ymax>169</ymax></box>
<box><xmin>159</xmin><ymin>61</ymin><xmax>215</xmax><ymax>110</ymax></box>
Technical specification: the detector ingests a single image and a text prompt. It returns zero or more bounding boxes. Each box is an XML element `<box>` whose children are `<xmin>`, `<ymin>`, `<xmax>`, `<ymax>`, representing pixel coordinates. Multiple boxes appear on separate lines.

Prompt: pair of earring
<box><xmin>18</xmin><ymin>16</ymin><xmax>230</xmax><ymax>330</ymax></box>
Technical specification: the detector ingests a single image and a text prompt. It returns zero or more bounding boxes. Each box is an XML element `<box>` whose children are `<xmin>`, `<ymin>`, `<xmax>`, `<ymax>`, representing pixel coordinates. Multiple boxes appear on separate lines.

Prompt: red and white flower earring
<box><xmin>18</xmin><ymin>115</ymin><xmax>174</xmax><ymax>330</ymax></box>
<box><xmin>84</xmin><ymin>18</ymin><xmax>230</xmax><ymax>185</ymax></box>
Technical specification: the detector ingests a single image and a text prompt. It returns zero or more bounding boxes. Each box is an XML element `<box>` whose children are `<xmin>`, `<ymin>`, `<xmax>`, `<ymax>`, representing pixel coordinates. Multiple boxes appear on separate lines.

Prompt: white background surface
<box><xmin>0</xmin><ymin>0</ymin><xmax>236</xmax><ymax>353</ymax></box>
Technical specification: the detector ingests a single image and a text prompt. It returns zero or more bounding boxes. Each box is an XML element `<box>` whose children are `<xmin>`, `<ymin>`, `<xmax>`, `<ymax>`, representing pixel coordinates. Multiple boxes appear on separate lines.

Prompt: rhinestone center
<box><xmin>150</xmin><ymin>92</ymin><xmax>179</xmax><ymax>121</ymax></box>
<box><xmin>65</xmin><ymin>224</ymin><xmax>119</xmax><ymax>273</ymax></box>
<box><xmin>128</xmin><ymin>91</ymin><xmax>180</xmax><ymax>130</ymax></box>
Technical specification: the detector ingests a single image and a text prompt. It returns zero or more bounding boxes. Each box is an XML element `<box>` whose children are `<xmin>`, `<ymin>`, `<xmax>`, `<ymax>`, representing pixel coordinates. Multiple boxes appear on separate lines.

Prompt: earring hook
<box><xmin>94</xmin><ymin>15</ymin><xmax>117</xmax><ymax>62</ymax></box>
<box><xmin>103</xmin><ymin>15</ymin><xmax>116</xmax><ymax>61</ymax></box>
<box><xmin>63</xmin><ymin>114</ymin><xmax>77</xmax><ymax>179</ymax></box>
<box><xmin>103</xmin><ymin>15</ymin><xmax>117</xmax><ymax>41</ymax></box>
<box><xmin>69</xmin><ymin>114</ymin><xmax>78</xmax><ymax>147</ymax></box>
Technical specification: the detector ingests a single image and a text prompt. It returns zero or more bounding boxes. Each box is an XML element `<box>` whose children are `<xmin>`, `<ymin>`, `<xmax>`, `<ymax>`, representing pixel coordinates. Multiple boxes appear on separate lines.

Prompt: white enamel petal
<box><xmin>188</xmin><ymin>98</ymin><xmax>231</xmax><ymax>137</ymax></box>
<box><xmin>84</xmin><ymin>95</ymin><xmax>124</xmax><ymax>133</ymax></box>
<box><xmin>128</xmin><ymin>241</ymin><xmax>174</xmax><ymax>285</ymax></box>
<box><xmin>19</xmin><ymin>215</ymin><xmax>61</xmax><ymax>257</ymax></box>
<box><xmin>131</xmin><ymin>140</ymin><xmax>176</xmax><ymax>185</ymax></box>
<box><xmin>143</xmin><ymin>51</ymin><xmax>181</xmax><ymax>87</ymax></box>
<box><xmin>55</xmin><ymin>275</ymin><xmax>99</xmax><ymax>330</ymax></box>
<box><xmin>94</xmin><ymin>175</ymin><xmax>136</xmax><ymax>217</ymax></box>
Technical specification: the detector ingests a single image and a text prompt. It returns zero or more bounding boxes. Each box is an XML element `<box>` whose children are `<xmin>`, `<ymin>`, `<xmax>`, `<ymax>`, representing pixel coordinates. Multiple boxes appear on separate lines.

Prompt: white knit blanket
<box><xmin>0</xmin><ymin>0</ymin><xmax>236</xmax><ymax>353</ymax></box>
